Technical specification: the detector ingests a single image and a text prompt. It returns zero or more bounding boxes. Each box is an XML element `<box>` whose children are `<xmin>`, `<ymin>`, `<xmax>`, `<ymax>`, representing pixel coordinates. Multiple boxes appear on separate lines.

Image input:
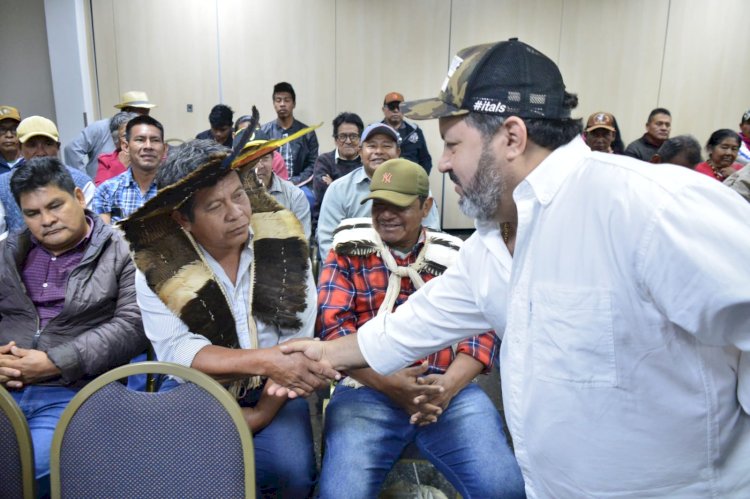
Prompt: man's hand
<box><xmin>322</xmin><ymin>174</ymin><xmax>333</xmax><ymax>186</ymax></box>
<box><xmin>377</xmin><ymin>363</ymin><xmax>438</xmax><ymax>416</ymax></box>
<box><xmin>241</xmin><ymin>390</ymin><xmax>286</xmax><ymax>434</ymax></box>
<box><xmin>410</xmin><ymin>354</ymin><xmax>484</xmax><ymax>426</ymax></box>
<box><xmin>263</xmin><ymin>342</ymin><xmax>340</xmax><ymax>398</ymax></box>
<box><xmin>0</xmin><ymin>345</ymin><xmax>61</xmax><ymax>389</ymax></box>
<box><xmin>410</xmin><ymin>374</ymin><xmax>461</xmax><ymax>426</ymax></box>
<box><xmin>0</xmin><ymin>341</ymin><xmax>21</xmax><ymax>385</ymax></box>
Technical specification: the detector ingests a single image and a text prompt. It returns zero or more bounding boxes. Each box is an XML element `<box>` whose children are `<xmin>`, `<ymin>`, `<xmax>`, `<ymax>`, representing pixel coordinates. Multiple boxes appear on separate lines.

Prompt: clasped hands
<box><xmin>265</xmin><ymin>339</ymin><xmax>446</xmax><ymax>425</ymax></box>
<box><xmin>0</xmin><ymin>341</ymin><xmax>61</xmax><ymax>388</ymax></box>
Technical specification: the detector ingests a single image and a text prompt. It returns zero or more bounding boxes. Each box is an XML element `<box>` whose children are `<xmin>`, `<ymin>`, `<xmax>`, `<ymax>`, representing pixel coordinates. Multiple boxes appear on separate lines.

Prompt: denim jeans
<box><xmin>11</xmin><ymin>385</ymin><xmax>80</xmax><ymax>481</ymax></box>
<box><xmin>320</xmin><ymin>382</ymin><xmax>526</xmax><ymax>499</ymax></box>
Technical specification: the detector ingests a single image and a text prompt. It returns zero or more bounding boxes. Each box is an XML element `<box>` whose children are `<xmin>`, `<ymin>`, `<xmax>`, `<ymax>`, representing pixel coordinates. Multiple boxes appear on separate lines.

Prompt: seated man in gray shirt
<box><xmin>248</xmin><ymin>133</ymin><xmax>311</xmax><ymax>240</ymax></box>
<box><xmin>316</xmin><ymin>122</ymin><xmax>440</xmax><ymax>259</ymax></box>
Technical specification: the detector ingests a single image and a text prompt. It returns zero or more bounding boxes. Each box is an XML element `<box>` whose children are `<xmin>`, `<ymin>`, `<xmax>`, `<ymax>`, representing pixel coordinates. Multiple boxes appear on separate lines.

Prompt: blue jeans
<box><xmin>11</xmin><ymin>385</ymin><xmax>80</xmax><ymax>482</ymax></box>
<box><xmin>320</xmin><ymin>382</ymin><xmax>526</xmax><ymax>499</ymax></box>
<box><xmin>162</xmin><ymin>379</ymin><xmax>316</xmax><ymax>498</ymax></box>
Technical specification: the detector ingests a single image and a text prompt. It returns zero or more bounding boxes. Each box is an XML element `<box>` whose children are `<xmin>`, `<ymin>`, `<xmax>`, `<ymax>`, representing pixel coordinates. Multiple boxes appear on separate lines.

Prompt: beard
<box><xmin>456</xmin><ymin>145</ymin><xmax>504</xmax><ymax>221</ymax></box>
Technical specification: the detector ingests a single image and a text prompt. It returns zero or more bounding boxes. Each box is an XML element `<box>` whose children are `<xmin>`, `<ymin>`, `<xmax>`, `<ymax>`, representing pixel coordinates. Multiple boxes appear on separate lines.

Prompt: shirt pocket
<box><xmin>531</xmin><ymin>285</ymin><xmax>616</xmax><ymax>387</ymax></box>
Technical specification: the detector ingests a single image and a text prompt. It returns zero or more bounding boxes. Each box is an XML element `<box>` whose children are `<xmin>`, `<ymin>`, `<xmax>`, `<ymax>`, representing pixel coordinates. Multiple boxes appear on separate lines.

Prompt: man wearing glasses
<box><xmin>316</xmin><ymin>123</ymin><xmax>440</xmax><ymax>260</ymax></box>
<box><xmin>312</xmin><ymin>112</ymin><xmax>365</xmax><ymax>228</ymax></box>
<box><xmin>382</xmin><ymin>92</ymin><xmax>433</xmax><ymax>174</ymax></box>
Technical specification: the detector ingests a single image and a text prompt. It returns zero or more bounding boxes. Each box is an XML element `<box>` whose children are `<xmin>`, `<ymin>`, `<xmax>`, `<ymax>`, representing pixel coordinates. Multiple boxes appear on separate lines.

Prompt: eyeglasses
<box><xmin>335</xmin><ymin>133</ymin><xmax>360</xmax><ymax>143</ymax></box>
<box><xmin>0</xmin><ymin>125</ymin><xmax>18</xmax><ymax>136</ymax></box>
<box><xmin>385</xmin><ymin>101</ymin><xmax>401</xmax><ymax>112</ymax></box>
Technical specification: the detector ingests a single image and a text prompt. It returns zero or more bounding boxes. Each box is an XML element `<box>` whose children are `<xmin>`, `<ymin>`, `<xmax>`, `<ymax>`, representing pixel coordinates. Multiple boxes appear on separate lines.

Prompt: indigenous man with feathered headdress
<box><xmin>120</xmin><ymin>114</ymin><xmax>336</xmax><ymax>497</ymax></box>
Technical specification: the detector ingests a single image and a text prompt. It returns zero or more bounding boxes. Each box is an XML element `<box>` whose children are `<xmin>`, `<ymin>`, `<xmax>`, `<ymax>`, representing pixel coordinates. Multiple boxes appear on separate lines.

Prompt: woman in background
<box><xmin>694</xmin><ymin>129</ymin><xmax>743</xmax><ymax>181</ymax></box>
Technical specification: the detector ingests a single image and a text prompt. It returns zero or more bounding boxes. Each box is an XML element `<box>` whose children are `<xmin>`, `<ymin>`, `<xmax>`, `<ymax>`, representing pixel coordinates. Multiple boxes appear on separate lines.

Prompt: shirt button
<box><xmin>42</xmin><ymin>283</ymin><xmax>48</xmax><ymax>288</ymax></box>
<box><xmin>51</xmin><ymin>257</ymin><xmax>57</xmax><ymax>261</ymax></box>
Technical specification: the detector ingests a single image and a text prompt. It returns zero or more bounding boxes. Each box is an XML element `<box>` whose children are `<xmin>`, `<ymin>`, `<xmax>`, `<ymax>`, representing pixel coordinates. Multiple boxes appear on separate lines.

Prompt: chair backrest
<box><xmin>49</xmin><ymin>361</ymin><xmax>255</xmax><ymax>499</ymax></box>
<box><xmin>0</xmin><ymin>385</ymin><xmax>36</xmax><ymax>499</ymax></box>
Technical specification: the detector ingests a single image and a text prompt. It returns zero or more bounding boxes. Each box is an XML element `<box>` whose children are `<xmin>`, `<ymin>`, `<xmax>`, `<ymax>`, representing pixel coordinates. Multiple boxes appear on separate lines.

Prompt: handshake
<box><xmin>265</xmin><ymin>338</ymin><xmax>446</xmax><ymax>425</ymax></box>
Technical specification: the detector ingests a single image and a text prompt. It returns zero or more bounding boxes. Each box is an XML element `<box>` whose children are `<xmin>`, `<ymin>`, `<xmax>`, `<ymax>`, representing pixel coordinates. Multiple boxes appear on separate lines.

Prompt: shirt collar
<box><xmin>334</xmin><ymin>148</ymin><xmax>360</xmax><ymax>163</ymax></box>
<box><xmin>268</xmin><ymin>173</ymin><xmax>282</xmax><ymax>193</ymax></box>
<box><xmin>517</xmin><ymin>134</ymin><xmax>589</xmax><ymax>207</ymax></box>
<box><xmin>353</xmin><ymin>166</ymin><xmax>371</xmax><ymax>185</ymax></box>
<box><xmin>389</xmin><ymin>228</ymin><xmax>427</xmax><ymax>259</ymax></box>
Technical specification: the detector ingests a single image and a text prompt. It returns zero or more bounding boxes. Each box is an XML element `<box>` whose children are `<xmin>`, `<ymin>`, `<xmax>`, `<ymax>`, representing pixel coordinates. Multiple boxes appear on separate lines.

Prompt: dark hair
<box><xmin>209</xmin><ymin>104</ymin><xmax>234</xmax><ymax>128</ymax></box>
<box><xmin>273</xmin><ymin>82</ymin><xmax>296</xmax><ymax>102</ymax></box>
<box><xmin>10</xmin><ymin>156</ymin><xmax>76</xmax><ymax>206</ymax></box>
<box><xmin>465</xmin><ymin>92</ymin><xmax>582</xmax><ymax>150</ymax></box>
<box><xmin>234</xmin><ymin>114</ymin><xmax>253</xmax><ymax>132</ymax></box>
<box><xmin>125</xmin><ymin>115</ymin><xmax>164</xmax><ymax>141</ymax></box>
<box><xmin>655</xmin><ymin>135</ymin><xmax>702</xmax><ymax>166</ymax></box>
<box><xmin>155</xmin><ymin>139</ymin><xmax>233</xmax><ymax>221</ymax></box>
<box><xmin>610</xmin><ymin>115</ymin><xmax>625</xmax><ymax>154</ymax></box>
<box><xmin>706</xmin><ymin>129</ymin><xmax>740</xmax><ymax>151</ymax></box>
<box><xmin>647</xmin><ymin>108</ymin><xmax>671</xmax><ymax>123</ymax></box>
<box><xmin>332</xmin><ymin>112</ymin><xmax>364</xmax><ymax>136</ymax></box>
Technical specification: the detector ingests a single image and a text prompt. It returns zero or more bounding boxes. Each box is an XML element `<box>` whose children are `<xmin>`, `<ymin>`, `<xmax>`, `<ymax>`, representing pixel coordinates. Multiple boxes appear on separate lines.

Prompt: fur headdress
<box><xmin>120</xmin><ymin>108</ymin><xmax>319</xmax><ymax>350</ymax></box>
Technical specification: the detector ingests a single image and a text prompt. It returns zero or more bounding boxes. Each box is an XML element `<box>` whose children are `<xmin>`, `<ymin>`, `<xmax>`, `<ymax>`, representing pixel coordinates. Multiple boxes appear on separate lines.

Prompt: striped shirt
<box><xmin>317</xmin><ymin>231</ymin><xmax>498</xmax><ymax>374</ymax></box>
<box><xmin>94</xmin><ymin>168</ymin><xmax>158</xmax><ymax>223</ymax></box>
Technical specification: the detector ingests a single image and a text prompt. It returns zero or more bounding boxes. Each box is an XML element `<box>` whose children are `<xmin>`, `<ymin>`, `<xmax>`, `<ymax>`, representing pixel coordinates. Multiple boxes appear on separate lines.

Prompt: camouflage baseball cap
<box><xmin>402</xmin><ymin>38</ymin><xmax>570</xmax><ymax>121</ymax></box>
<box><xmin>361</xmin><ymin>158</ymin><xmax>430</xmax><ymax>208</ymax></box>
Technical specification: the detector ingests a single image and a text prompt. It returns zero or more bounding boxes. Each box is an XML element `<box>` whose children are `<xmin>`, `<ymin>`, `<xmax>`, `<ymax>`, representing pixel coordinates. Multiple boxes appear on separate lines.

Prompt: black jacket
<box><xmin>0</xmin><ymin>215</ymin><xmax>147</xmax><ymax>387</ymax></box>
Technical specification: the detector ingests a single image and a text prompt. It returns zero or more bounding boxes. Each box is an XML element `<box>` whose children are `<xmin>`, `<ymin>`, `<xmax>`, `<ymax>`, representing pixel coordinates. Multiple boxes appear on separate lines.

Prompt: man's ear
<box><xmin>74</xmin><ymin>187</ymin><xmax>86</xmax><ymax>208</ymax></box>
<box><xmin>171</xmin><ymin>209</ymin><xmax>190</xmax><ymax>230</ymax></box>
<box><xmin>421</xmin><ymin>196</ymin><xmax>434</xmax><ymax>217</ymax></box>
<box><xmin>501</xmin><ymin>116</ymin><xmax>528</xmax><ymax>161</ymax></box>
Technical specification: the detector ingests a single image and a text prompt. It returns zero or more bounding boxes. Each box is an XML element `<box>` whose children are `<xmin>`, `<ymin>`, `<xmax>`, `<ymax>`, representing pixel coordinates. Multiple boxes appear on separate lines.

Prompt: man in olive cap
<box><xmin>317</xmin><ymin>158</ymin><xmax>523</xmax><ymax>498</ymax></box>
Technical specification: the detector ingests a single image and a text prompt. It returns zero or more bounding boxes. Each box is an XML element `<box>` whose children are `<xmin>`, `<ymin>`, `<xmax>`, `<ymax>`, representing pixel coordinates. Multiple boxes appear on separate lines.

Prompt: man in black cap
<box><xmin>274</xmin><ymin>38</ymin><xmax>750</xmax><ymax>498</ymax></box>
<box><xmin>382</xmin><ymin>92</ymin><xmax>433</xmax><ymax>173</ymax></box>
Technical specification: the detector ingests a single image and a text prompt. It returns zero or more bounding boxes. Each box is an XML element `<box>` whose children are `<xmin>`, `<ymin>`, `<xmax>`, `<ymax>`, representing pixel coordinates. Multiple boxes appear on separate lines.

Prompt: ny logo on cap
<box><xmin>382</xmin><ymin>173</ymin><xmax>393</xmax><ymax>184</ymax></box>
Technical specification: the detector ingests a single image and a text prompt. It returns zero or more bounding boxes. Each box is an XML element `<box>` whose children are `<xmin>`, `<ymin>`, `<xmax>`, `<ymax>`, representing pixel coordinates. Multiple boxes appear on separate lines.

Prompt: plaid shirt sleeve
<box><xmin>317</xmin><ymin>243</ymin><xmax>499</xmax><ymax>373</ymax></box>
<box><xmin>316</xmin><ymin>250</ymin><xmax>360</xmax><ymax>341</ymax></box>
<box><xmin>455</xmin><ymin>332</ymin><xmax>499</xmax><ymax>372</ymax></box>
<box><xmin>93</xmin><ymin>180</ymin><xmax>114</xmax><ymax>215</ymax></box>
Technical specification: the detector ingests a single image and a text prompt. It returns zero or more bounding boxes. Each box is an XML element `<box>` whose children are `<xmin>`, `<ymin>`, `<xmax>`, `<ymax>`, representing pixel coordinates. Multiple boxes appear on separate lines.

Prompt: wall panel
<box><xmin>660</xmin><ymin>0</ymin><xmax>750</xmax><ymax>144</ymax></box>
<box><xmin>559</xmin><ymin>0</ymin><xmax>669</xmax><ymax>147</ymax></box>
<box><xmin>334</xmin><ymin>0</ymin><xmax>452</xmax><ymax>224</ymax></box>
<box><xmin>219</xmin><ymin>0</ymin><xmax>336</xmax><ymax>138</ymax></box>
<box><xmin>97</xmin><ymin>0</ymin><xmax>220</xmax><ymax>141</ymax></box>
<box><xmin>0</xmin><ymin>0</ymin><xmax>56</xmax><ymax>121</ymax></box>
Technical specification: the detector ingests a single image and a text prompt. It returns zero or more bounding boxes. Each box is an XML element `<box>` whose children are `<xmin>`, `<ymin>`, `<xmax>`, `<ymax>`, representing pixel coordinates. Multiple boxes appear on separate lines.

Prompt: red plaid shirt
<box><xmin>317</xmin><ymin>234</ymin><xmax>498</xmax><ymax>374</ymax></box>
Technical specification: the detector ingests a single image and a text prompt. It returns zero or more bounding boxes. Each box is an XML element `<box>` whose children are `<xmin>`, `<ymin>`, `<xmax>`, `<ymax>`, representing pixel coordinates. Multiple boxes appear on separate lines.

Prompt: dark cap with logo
<box><xmin>401</xmin><ymin>38</ymin><xmax>570</xmax><ymax>121</ymax></box>
<box><xmin>361</xmin><ymin>158</ymin><xmax>430</xmax><ymax>208</ymax></box>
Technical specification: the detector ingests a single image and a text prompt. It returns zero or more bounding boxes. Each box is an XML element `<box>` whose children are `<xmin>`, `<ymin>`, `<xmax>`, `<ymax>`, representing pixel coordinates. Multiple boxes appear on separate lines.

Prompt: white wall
<box><xmin>9</xmin><ymin>0</ymin><xmax>749</xmax><ymax>228</ymax></box>
<box><xmin>0</xmin><ymin>0</ymin><xmax>56</xmax><ymax>121</ymax></box>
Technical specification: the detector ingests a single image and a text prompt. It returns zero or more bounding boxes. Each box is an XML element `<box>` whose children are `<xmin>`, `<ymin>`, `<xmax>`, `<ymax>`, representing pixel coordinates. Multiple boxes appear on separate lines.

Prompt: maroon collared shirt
<box><xmin>21</xmin><ymin>217</ymin><xmax>94</xmax><ymax>328</ymax></box>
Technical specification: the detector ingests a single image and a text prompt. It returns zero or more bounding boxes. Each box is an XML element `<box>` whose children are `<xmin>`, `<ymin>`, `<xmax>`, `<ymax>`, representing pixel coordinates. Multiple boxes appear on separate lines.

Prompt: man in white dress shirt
<box><xmin>273</xmin><ymin>38</ymin><xmax>750</xmax><ymax>498</ymax></box>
